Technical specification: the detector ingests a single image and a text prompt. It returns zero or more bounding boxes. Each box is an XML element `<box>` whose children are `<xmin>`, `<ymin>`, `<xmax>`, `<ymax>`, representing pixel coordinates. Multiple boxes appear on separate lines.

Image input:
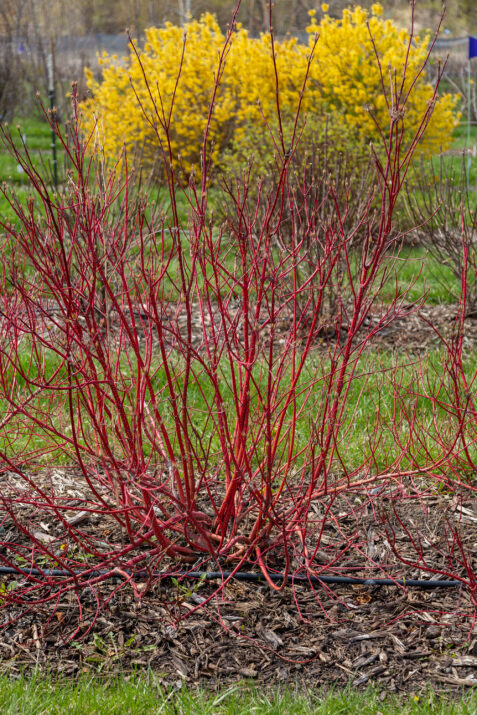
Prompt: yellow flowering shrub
<box><xmin>81</xmin><ymin>5</ymin><xmax>459</xmax><ymax>176</ymax></box>
<box><xmin>305</xmin><ymin>5</ymin><xmax>458</xmax><ymax>156</ymax></box>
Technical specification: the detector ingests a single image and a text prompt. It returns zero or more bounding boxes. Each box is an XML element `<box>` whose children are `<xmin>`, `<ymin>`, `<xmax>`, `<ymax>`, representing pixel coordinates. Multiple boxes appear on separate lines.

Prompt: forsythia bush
<box><xmin>81</xmin><ymin>3</ymin><xmax>459</xmax><ymax>176</ymax></box>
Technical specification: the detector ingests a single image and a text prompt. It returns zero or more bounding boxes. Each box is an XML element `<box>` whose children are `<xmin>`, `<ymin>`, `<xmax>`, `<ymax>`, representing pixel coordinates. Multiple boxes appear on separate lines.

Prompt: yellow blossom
<box><xmin>80</xmin><ymin>8</ymin><xmax>459</xmax><ymax>176</ymax></box>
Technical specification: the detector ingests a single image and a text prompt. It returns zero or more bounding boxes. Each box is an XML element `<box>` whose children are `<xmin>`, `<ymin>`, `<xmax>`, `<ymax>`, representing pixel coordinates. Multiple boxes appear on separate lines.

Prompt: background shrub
<box><xmin>81</xmin><ymin>4</ymin><xmax>459</xmax><ymax>178</ymax></box>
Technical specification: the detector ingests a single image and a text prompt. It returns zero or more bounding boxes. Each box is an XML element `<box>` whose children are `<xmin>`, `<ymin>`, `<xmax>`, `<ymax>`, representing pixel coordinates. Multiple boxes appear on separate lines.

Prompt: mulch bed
<box><xmin>1</xmin><ymin>469</ymin><xmax>477</xmax><ymax>694</ymax></box>
<box><xmin>1</xmin><ymin>559</ymin><xmax>476</xmax><ymax>694</ymax></box>
<box><xmin>370</xmin><ymin>303</ymin><xmax>477</xmax><ymax>352</ymax></box>
<box><xmin>144</xmin><ymin>301</ymin><xmax>477</xmax><ymax>353</ymax></box>
<box><xmin>18</xmin><ymin>297</ymin><xmax>477</xmax><ymax>354</ymax></box>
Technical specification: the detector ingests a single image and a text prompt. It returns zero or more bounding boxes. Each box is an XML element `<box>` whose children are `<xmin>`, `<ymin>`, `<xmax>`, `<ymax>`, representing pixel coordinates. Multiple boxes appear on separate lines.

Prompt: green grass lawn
<box><xmin>1</xmin><ymin>340</ymin><xmax>474</xmax><ymax>478</ymax></box>
<box><xmin>447</xmin><ymin>121</ymin><xmax>477</xmax><ymax>153</ymax></box>
<box><xmin>427</xmin><ymin>119</ymin><xmax>477</xmax><ymax>189</ymax></box>
<box><xmin>0</xmin><ymin>674</ymin><xmax>476</xmax><ymax>714</ymax></box>
<box><xmin>0</xmin><ymin>116</ymin><xmax>62</xmax><ymax>223</ymax></box>
<box><xmin>385</xmin><ymin>246</ymin><xmax>461</xmax><ymax>304</ymax></box>
<box><xmin>0</xmin><ymin>115</ymin><xmax>194</xmax><ymax>226</ymax></box>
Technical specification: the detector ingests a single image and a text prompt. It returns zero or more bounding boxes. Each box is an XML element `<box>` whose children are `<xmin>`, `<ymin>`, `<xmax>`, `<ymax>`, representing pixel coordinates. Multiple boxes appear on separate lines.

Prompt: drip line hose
<box><xmin>0</xmin><ymin>565</ymin><xmax>463</xmax><ymax>589</ymax></box>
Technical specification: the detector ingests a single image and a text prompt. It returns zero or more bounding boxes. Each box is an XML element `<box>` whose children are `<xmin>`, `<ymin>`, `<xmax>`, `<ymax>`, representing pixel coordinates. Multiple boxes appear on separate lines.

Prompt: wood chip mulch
<box><xmin>1</xmin><ymin>568</ymin><xmax>476</xmax><ymax>694</ymax></box>
<box><xmin>1</xmin><ymin>470</ymin><xmax>477</xmax><ymax>695</ymax></box>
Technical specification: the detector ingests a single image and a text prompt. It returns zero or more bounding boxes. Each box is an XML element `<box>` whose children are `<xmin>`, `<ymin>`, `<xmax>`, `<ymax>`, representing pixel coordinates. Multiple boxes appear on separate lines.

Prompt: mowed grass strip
<box><xmin>0</xmin><ymin>674</ymin><xmax>477</xmax><ymax>714</ymax></box>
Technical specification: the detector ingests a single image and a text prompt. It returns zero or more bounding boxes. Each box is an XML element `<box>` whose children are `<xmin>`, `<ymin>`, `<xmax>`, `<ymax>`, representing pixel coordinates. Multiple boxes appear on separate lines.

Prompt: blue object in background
<box><xmin>469</xmin><ymin>36</ymin><xmax>477</xmax><ymax>59</ymax></box>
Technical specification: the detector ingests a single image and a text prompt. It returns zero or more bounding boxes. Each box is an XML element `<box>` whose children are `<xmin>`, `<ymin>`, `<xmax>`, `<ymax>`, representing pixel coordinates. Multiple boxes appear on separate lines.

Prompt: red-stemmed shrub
<box><xmin>0</xmin><ymin>3</ymin><xmax>454</xmax><ymax>627</ymax></box>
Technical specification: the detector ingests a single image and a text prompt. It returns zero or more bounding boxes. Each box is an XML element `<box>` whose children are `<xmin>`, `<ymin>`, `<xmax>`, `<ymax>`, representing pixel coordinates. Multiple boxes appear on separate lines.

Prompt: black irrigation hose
<box><xmin>0</xmin><ymin>566</ymin><xmax>463</xmax><ymax>589</ymax></box>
